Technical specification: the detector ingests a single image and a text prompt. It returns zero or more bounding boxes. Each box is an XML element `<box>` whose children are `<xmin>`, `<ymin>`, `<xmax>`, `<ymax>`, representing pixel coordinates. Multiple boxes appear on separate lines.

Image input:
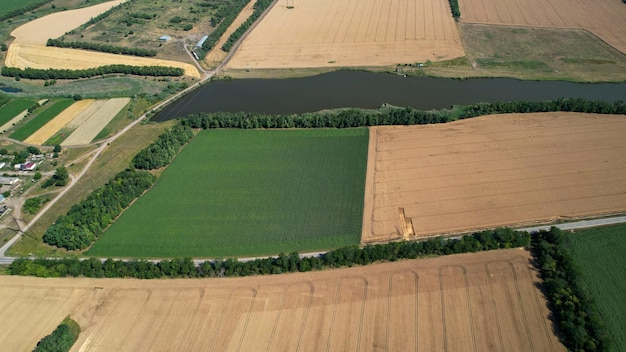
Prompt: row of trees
<box><xmin>33</xmin><ymin>316</ymin><xmax>80</xmax><ymax>352</ymax></box>
<box><xmin>201</xmin><ymin>0</ymin><xmax>249</xmax><ymax>53</ymax></box>
<box><xmin>42</xmin><ymin>169</ymin><xmax>155</xmax><ymax>250</ymax></box>
<box><xmin>448</xmin><ymin>0</ymin><xmax>460</xmax><ymax>18</ymax></box>
<box><xmin>0</xmin><ymin>0</ymin><xmax>52</xmax><ymax>22</ymax></box>
<box><xmin>46</xmin><ymin>39</ymin><xmax>157</xmax><ymax>57</ymax></box>
<box><xmin>531</xmin><ymin>228</ymin><xmax>611</xmax><ymax>352</ymax></box>
<box><xmin>178</xmin><ymin>98</ymin><xmax>626</xmax><ymax>130</ymax></box>
<box><xmin>1</xmin><ymin>65</ymin><xmax>184</xmax><ymax>80</ymax></box>
<box><xmin>132</xmin><ymin>124</ymin><xmax>194</xmax><ymax>169</ymax></box>
<box><xmin>221</xmin><ymin>0</ymin><xmax>274</xmax><ymax>52</ymax></box>
<box><xmin>12</xmin><ymin>228</ymin><xmax>530</xmax><ymax>279</ymax></box>
<box><xmin>75</xmin><ymin>1</ymin><xmax>128</xmax><ymax>31</ymax></box>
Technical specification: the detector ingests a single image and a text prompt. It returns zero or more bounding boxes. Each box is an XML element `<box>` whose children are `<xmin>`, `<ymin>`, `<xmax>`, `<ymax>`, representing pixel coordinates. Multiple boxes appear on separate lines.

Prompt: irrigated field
<box><xmin>362</xmin><ymin>112</ymin><xmax>626</xmax><ymax>243</ymax></box>
<box><xmin>9</xmin><ymin>99</ymin><xmax>73</xmax><ymax>141</ymax></box>
<box><xmin>87</xmin><ymin>129</ymin><xmax>369</xmax><ymax>257</ymax></box>
<box><xmin>226</xmin><ymin>0</ymin><xmax>465</xmax><ymax>70</ymax></box>
<box><xmin>566</xmin><ymin>224</ymin><xmax>626</xmax><ymax>351</ymax></box>
<box><xmin>459</xmin><ymin>0</ymin><xmax>626</xmax><ymax>55</ymax></box>
<box><xmin>0</xmin><ymin>249</ymin><xmax>565</xmax><ymax>352</ymax></box>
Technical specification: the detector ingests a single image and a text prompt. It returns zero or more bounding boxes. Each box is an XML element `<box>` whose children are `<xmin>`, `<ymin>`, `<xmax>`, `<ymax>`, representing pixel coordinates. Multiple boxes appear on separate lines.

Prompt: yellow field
<box><xmin>0</xmin><ymin>249</ymin><xmax>564</xmax><ymax>352</ymax></box>
<box><xmin>226</xmin><ymin>0</ymin><xmax>465</xmax><ymax>70</ymax></box>
<box><xmin>459</xmin><ymin>0</ymin><xmax>626</xmax><ymax>55</ymax></box>
<box><xmin>24</xmin><ymin>100</ymin><xmax>96</xmax><ymax>145</ymax></box>
<box><xmin>5</xmin><ymin>0</ymin><xmax>200</xmax><ymax>78</ymax></box>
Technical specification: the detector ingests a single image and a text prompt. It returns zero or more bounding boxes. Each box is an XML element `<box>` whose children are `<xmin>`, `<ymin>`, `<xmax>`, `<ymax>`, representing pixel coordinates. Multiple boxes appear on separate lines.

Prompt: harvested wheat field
<box><xmin>459</xmin><ymin>0</ymin><xmax>626</xmax><ymax>55</ymax></box>
<box><xmin>362</xmin><ymin>112</ymin><xmax>626</xmax><ymax>243</ymax></box>
<box><xmin>226</xmin><ymin>0</ymin><xmax>465</xmax><ymax>70</ymax></box>
<box><xmin>5</xmin><ymin>0</ymin><xmax>200</xmax><ymax>77</ymax></box>
<box><xmin>24</xmin><ymin>99</ymin><xmax>95</xmax><ymax>145</ymax></box>
<box><xmin>61</xmin><ymin>98</ymin><xmax>130</xmax><ymax>146</ymax></box>
<box><xmin>0</xmin><ymin>249</ymin><xmax>564</xmax><ymax>352</ymax></box>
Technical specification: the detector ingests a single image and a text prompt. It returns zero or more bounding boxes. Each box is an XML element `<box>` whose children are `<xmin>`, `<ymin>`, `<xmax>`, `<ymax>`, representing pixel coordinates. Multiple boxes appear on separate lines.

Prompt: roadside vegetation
<box><xmin>32</xmin><ymin>316</ymin><xmax>80</xmax><ymax>352</ymax></box>
<box><xmin>532</xmin><ymin>227</ymin><xmax>612</xmax><ymax>352</ymax></box>
<box><xmin>564</xmin><ymin>224</ymin><xmax>626</xmax><ymax>352</ymax></box>
<box><xmin>11</xmin><ymin>228</ymin><xmax>529</xmax><ymax>278</ymax></box>
<box><xmin>199</xmin><ymin>0</ymin><xmax>250</xmax><ymax>56</ymax></box>
<box><xmin>221</xmin><ymin>0</ymin><xmax>273</xmax><ymax>52</ymax></box>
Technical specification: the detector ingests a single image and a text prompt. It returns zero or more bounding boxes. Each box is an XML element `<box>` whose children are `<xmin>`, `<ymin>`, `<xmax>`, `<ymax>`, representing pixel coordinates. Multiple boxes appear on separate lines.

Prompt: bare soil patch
<box><xmin>363</xmin><ymin>112</ymin><xmax>626</xmax><ymax>243</ymax></box>
<box><xmin>61</xmin><ymin>98</ymin><xmax>130</xmax><ymax>146</ymax></box>
<box><xmin>226</xmin><ymin>0</ymin><xmax>465</xmax><ymax>70</ymax></box>
<box><xmin>24</xmin><ymin>99</ymin><xmax>95</xmax><ymax>145</ymax></box>
<box><xmin>459</xmin><ymin>0</ymin><xmax>626</xmax><ymax>55</ymax></box>
<box><xmin>0</xmin><ymin>249</ymin><xmax>564</xmax><ymax>352</ymax></box>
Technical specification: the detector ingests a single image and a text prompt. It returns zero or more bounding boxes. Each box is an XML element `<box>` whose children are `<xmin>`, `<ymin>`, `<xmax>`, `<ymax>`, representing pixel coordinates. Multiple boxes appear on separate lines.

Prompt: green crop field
<box><xmin>9</xmin><ymin>99</ymin><xmax>73</xmax><ymax>141</ymax></box>
<box><xmin>0</xmin><ymin>99</ymin><xmax>37</xmax><ymax>126</ymax></box>
<box><xmin>0</xmin><ymin>0</ymin><xmax>46</xmax><ymax>18</ymax></box>
<box><xmin>565</xmin><ymin>224</ymin><xmax>626</xmax><ymax>352</ymax></box>
<box><xmin>87</xmin><ymin>128</ymin><xmax>369</xmax><ymax>258</ymax></box>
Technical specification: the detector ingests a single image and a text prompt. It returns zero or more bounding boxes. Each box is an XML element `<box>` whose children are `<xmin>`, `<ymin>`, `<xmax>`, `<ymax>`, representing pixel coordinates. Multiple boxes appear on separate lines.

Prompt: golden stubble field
<box><xmin>362</xmin><ymin>112</ymin><xmax>626</xmax><ymax>243</ymax></box>
<box><xmin>0</xmin><ymin>249</ymin><xmax>564</xmax><ymax>352</ymax></box>
<box><xmin>459</xmin><ymin>0</ymin><xmax>626</xmax><ymax>55</ymax></box>
<box><xmin>226</xmin><ymin>0</ymin><xmax>465</xmax><ymax>70</ymax></box>
<box><xmin>5</xmin><ymin>0</ymin><xmax>200</xmax><ymax>78</ymax></box>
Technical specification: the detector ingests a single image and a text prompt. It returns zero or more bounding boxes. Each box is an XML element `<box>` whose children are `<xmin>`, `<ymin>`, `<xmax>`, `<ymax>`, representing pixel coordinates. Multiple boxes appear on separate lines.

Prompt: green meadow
<box><xmin>0</xmin><ymin>99</ymin><xmax>36</xmax><ymax>126</ymax></box>
<box><xmin>88</xmin><ymin>128</ymin><xmax>369</xmax><ymax>257</ymax></box>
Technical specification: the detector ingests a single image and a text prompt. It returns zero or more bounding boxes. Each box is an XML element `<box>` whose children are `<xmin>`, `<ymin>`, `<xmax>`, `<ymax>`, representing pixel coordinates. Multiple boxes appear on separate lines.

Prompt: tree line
<box><xmin>132</xmin><ymin>124</ymin><xmax>194</xmax><ymax>170</ymax></box>
<box><xmin>448</xmin><ymin>0</ymin><xmax>460</xmax><ymax>18</ymax></box>
<box><xmin>47</xmin><ymin>39</ymin><xmax>157</xmax><ymax>57</ymax></box>
<box><xmin>531</xmin><ymin>228</ymin><xmax>611</xmax><ymax>352</ymax></box>
<box><xmin>42</xmin><ymin>169</ymin><xmax>155</xmax><ymax>250</ymax></box>
<box><xmin>178</xmin><ymin>98</ymin><xmax>626</xmax><ymax>130</ymax></box>
<box><xmin>221</xmin><ymin>0</ymin><xmax>274</xmax><ymax>52</ymax></box>
<box><xmin>75</xmin><ymin>1</ymin><xmax>129</xmax><ymax>31</ymax></box>
<box><xmin>0</xmin><ymin>0</ymin><xmax>52</xmax><ymax>22</ymax></box>
<box><xmin>1</xmin><ymin>65</ymin><xmax>184</xmax><ymax>80</ymax></box>
<box><xmin>33</xmin><ymin>316</ymin><xmax>80</xmax><ymax>352</ymax></box>
<box><xmin>200</xmin><ymin>0</ymin><xmax>249</xmax><ymax>54</ymax></box>
<box><xmin>11</xmin><ymin>228</ymin><xmax>530</xmax><ymax>278</ymax></box>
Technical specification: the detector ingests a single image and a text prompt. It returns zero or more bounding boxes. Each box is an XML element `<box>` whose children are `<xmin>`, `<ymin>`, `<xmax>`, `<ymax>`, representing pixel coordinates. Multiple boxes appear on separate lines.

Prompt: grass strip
<box><xmin>9</xmin><ymin>99</ymin><xmax>73</xmax><ymax>141</ymax></box>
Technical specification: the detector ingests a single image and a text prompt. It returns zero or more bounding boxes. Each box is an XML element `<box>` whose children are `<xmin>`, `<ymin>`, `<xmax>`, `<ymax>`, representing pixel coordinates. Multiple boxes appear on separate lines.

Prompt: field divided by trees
<box><xmin>87</xmin><ymin>128</ymin><xmax>369</xmax><ymax>257</ymax></box>
<box><xmin>0</xmin><ymin>99</ymin><xmax>37</xmax><ymax>126</ymax></box>
<box><xmin>565</xmin><ymin>225</ymin><xmax>626</xmax><ymax>351</ymax></box>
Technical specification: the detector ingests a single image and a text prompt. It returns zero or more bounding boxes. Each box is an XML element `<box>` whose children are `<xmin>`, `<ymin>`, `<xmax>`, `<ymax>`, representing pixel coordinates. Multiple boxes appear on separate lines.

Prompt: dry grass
<box><xmin>0</xmin><ymin>249</ymin><xmax>564</xmax><ymax>352</ymax></box>
<box><xmin>227</xmin><ymin>0</ymin><xmax>465</xmax><ymax>70</ymax></box>
<box><xmin>24</xmin><ymin>100</ymin><xmax>95</xmax><ymax>145</ymax></box>
<box><xmin>61</xmin><ymin>98</ymin><xmax>130</xmax><ymax>146</ymax></box>
<box><xmin>363</xmin><ymin>112</ymin><xmax>626</xmax><ymax>243</ymax></box>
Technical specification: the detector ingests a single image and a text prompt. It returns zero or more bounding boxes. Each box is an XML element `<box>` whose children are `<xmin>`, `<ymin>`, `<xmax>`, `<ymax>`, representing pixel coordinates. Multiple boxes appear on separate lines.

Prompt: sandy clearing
<box><xmin>0</xmin><ymin>249</ymin><xmax>564</xmax><ymax>352</ymax></box>
<box><xmin>362</xmin><ymin>112</ymin><xmax>626</xmax><ymax>243</ymax></box>
<box><xmin>459</xmin><ymin>0</ymin><xmax>626</xmax><ymax>55</ymax></box>
<box><xmin>10</xmin><ymin>0</ymin><xmax>128</xmax><ymax>46</ymax></box>
<box><xmin>226</xmin><ymin>0</ymin><xmax>465</xmax><ymax>69</ymax></box>
<box><xmin>203</xmin><ymin>0</ymin><xmax>256</xmax><ymax>69</ymax></box>
<box><xmin>24</xmin><ymin>100</ymin><xmax>95</xmax><ymax>145</ymax></box>
<box><xmin>5</xmin><ymin>44</ymin><xmax>200</xmax><ymax>78</ymax></box>
<box><xmin>61</xmin><ymin>98</ymin><xmax>130</xmax><ymax>146</ymax></box>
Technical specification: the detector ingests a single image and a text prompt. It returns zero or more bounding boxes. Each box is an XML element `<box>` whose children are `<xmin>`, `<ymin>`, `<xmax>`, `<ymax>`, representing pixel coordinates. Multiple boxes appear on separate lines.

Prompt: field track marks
<box><xmin>388</xmin><ymin>271</ymin><xmax>418</xmax><ymax>351</ymax></box>
<box><xmin>148</xmin><ymin>289</ymin><xmax>203</xmax><ymax>352</ymax></box>
<box><xmin>175</xmin><ymin>288</ymin><xmax>229</xmax><ymax>351</ymax></box>
<box><xmin>174</xmin><ymin>288</ymin><xmax>205</xmax><ymax>352</ymax></box>
<box><xmin>465</xmin><ymin>264</ymin><xmax>504</xmax><ymax>351</ymax></box>
<box><xmin>359</xmin><ymin>274</ymin><xmax>389</xmax><ymax>351</ymax></box>
<box><xmin>417</xmin><ymin>270</ymin><xmax>444</xmax><ymax>351</ymax></box>
<box><xmin>262</xmin><ymin>282</ymin><xmax>313</xmax><ymax>352</ymax></box>
<box><xmin>207</xmin><ymin>287</ymin><xmax>257</xmax><ymax>351</ymax></box>
<box><xmin>237</xmin><ymin>285</ymin><xmax>283</xmax><ymax>351</ymax></box>
<box><xmin>440</xmin><ymin>266</ymin><xmax>476</xmax><ymax>352</ymax></box>
<box><xmin>326</xmin><ymin>276</ymin><xmax>368</xmax><ymax>352</ymax></box>
<box><xmin>264</xmin><ymin>286</ymin><xmax>288</xmax><ymax>352</ymax></box>
<box><xmin>485</xmin><ymin>261</ymin><xmax>532</xmax><ymax>351</ymax></box>
<box><xmin>85</xmin><ymin>288</ymin><xmax>151</xmax><ymax>351</ymax></box>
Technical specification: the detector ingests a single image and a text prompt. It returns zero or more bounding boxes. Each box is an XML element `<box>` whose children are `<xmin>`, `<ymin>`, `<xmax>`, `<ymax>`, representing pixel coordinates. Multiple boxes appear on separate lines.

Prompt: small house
<box><xmin>159</xmin><ymin>35</ymin><xmax>172</xmax><ymax>42</ymax></box>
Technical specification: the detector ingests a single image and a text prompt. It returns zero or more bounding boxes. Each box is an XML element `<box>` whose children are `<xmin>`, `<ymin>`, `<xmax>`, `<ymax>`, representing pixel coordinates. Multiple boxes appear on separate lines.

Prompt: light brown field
<box><xmin>226</xmin><ymin>0</ymin><xmax>465</xmax><ymax>70</ymax></box>
<box><xmin>24</xmin><ymin>99</ymin><xmax>96</xmax><ymax>145</ymax></box>
<box><xmin>203</xmin><ymin>0</ymin><xmax>256</xmax><ymax>69</ymax></box>
<box><xmin>6</xmin><ymin>0</ymin><xmax>200</xmax><ymax>78</ymax></box>
<box><xmin>61</xmin><ymin>98</ymin><xmax>130</xmax><ymax>146</ymax></box>
<box><xmin>363</xmin><ymin>112</ymin><xmax>626</xmax><ymax>243</ymax></box>
<box><xmin>459</xmin><ymin>0</ymin><xmax>626</xmax><ymax>55</ymax></box>
<box><xmin>0</xmin><ymin>249</ymin><xmax>564</xmax><ymax>352</ymax></box>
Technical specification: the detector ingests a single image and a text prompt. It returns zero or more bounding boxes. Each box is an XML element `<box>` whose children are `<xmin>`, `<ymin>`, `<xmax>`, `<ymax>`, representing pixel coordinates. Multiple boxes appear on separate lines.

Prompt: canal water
<box><xmin>154</xmin><ymin>71</ymin><xmax>626</xmax><ymax>121</ymax></box>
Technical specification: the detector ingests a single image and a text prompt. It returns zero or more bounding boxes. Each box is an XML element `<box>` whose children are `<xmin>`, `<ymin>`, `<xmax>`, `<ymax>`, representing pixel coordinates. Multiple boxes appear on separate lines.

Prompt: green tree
<box><xmin>34</xmin><ymin>172</ymin><xmax>42</xmax><ymax>180</ymax></box>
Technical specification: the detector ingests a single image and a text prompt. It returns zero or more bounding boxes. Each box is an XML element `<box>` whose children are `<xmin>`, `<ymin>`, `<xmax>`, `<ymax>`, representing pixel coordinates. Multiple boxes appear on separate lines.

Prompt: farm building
<box><xmin>195</xmin><ymin>35</ymin><xmax>208</xmax><ymax>49</ymax></box>
<box><xmin>14</xmin><ymin>162</ymin><xmax>37</xmax><ymax>171</ymax></box>
<box><xmin>0</xmin><ymin>177</ymin><xmax>19</xmax><ymax>186</ymax></box>
<box><xmin>159</xmin><ymin>36</ymin><xmax>172</xmax><ymax>42</ymax></box>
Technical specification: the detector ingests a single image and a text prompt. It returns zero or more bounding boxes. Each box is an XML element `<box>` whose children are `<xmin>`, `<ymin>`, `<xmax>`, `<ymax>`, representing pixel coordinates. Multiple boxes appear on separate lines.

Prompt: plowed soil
<box><xmin>459</xmin><ymin>0</ymin><xmax>626</xmax><ymax>55</ymax></box>
<box><xmin>362</xmin><ymin>112</ymin><xmax>626</xmax><ymax>243</ymax></box>
<box><xmin>0</xmin><ymin>249</ymin><xmax>564</xmax><ymax>352</ymax></box>
<box><xmin>226</xmin><ymin>0</ymin><xmax>465</xmax><ymax>70</ymax></box>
